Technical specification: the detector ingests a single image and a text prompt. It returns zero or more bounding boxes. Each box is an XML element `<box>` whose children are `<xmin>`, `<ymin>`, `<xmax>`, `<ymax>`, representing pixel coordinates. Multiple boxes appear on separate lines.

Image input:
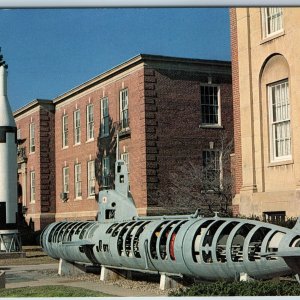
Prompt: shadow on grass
<box><xmin>0</xmin><ymin>285</ymin><xmax>113</xmax><ymax>297</ymax></box>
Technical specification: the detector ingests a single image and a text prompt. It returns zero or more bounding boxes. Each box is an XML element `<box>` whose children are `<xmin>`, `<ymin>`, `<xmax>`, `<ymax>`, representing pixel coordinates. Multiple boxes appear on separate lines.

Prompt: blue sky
<box><xmin>0</xmin><ymin>8</ymin><xmax>230</xmax><ymax>111</ymax></box>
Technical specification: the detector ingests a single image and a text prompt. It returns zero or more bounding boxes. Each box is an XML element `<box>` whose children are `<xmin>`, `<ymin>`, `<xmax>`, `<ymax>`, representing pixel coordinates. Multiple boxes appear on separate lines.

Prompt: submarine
<box><xmin>40</xmin><ymin>159</ymin><xmax>300</xmax><ymax>281</ymax></box>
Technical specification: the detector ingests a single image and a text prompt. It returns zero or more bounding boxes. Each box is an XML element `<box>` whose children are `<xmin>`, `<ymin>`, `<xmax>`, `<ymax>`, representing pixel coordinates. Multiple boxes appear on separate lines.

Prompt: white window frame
<box><xmin>74</xmin><ymin>110</ymin><xmax>81</xmax><ymax>145</ymax></box>
<box><xmin>87</xmin><ymin>160</ymin><xmax>96</xmax><ymax>197</ymax></box>
<box><xmin>63</xmin><ymin>166</ymin><xmax>69</xmax><ymax>194</ymax></box>
<box><xmin>86</xmin><ymin>104</ymin><xmax>94</xmax><ymax>141</ymax></box>
<box><xmin>121</xmin><ymin>152</ymin><xmax>129</xmax><ymax>173</ymax></box>
<box><xmin>17</xmin><ymin>128</ymin><xmax>21</xmax><ymax>140</ymax></box>
<box><xmin>62</xmin><ymin>114</ymin><xmax>68</xmax><ymax>148</ymax></box>
<box><xmin>120</xmin><ymin>89</ymin><xmax>129</xmax><ymax>130</ymax></box>
<box><xmin>101</xmin><ymin>97</ymin><xmax>109</xmax><ymax>137</ymax></box>
<box><xmin>74</xmin><ymin>163</ymin><xmax>82</xmax><ymax>198</ymax></box>
<box><xmin>29</xmin><ymin>123</ymin><xmax>35</xmax><ymax>153</ymax></box>
<box><xmin>200</xmin><ymin>84</ymin><xmax>221</xmax><ymax>126</ymax></box>
<box><xmin>268</xmin><ymin>80</ymin><xmax>291</xmax><ymax>162</ymax></box>
<box><xmin>262</xmin><ymin>7</ymin><xmax>284</xmax><ymax>39</ymax></box>
<box><xmin>30</xmin><ymin>171</ymin><xmax>35</xmax><ymax>203</ymax></box>
<box><xmin>102</xmin><ymin>156</ymin><xmax>110</xmax><ymax>187</ymax></box>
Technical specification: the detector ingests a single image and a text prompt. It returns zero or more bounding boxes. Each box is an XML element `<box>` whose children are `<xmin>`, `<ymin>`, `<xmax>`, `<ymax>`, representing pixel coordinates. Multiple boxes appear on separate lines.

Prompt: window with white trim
<box><xmin>102</xmin><ymin>156</ymin><xmax>110</xmax><ymax>187</ymax></box>
<box><xmin>87</xmin><ymin>160</ymin><xmax>96</xmax><ymax>197</ymax></box>
<box><xmin>200</xmin><ymin>85</ymin><xmax>220</xmax><ymax>126</ymax></box>
<box><xmin>62</xmin><ymin>115</ymin><xmax>68</xmax><ymax>148</ymax></box>
<box><xmin>268</xmin><ymin>80</ymin><xmax>291</xmax><ymax>162</ymax></box>
<box><xmin>203</xmin><ymin>150</ymin><xmax>221</xmax><ymax>187</ymax></box>
<box><xmin>120</xmin><ymin>89</ymin><xmax>129</xmax><ymax>129</ymax></box>
<box><xmin>74</xmin><ymin>163</ymin><xmax>82</xmax><ymax>198</ymax></box>
<box><xmin>30</xmin><ymin>171</ymin><xmax>35</xmax><ymax>203</ymax></box>
<box><xmin>63</xmin><ymin>167</ymin><xmax>69</xmax><ymax>193</ymax></box>
<box><xmin>101</xmin><ymin>97</ymin><xmax>109</xmax><ymax>137</ymax></box>
<box><xmin>29</xmin><ymin>123</ymin><xmax>35</xmax><ymax>153</ymax></box>
<box><xmin>121</xmin><ymin>152</ymin><xmax>129</xmax><ymax>173</ymax></box>
<box><xmin>262</xmin><ymin>7</ymin><xmax>283</xmax><ymax>38</ymax></box>
<box><xmin>86</xmin><ymin>104</ymin><xmax>94</xmax><ymax>141</ymax></box>
<box><xmin>74</xmin><ymin>110</ymin><xmax>81</xmax><ymax>145</ymax></box>
<box><xmin>17</xmin><ymin>128</ymin><xmax>21</xmax><ymax>140</ymax></box>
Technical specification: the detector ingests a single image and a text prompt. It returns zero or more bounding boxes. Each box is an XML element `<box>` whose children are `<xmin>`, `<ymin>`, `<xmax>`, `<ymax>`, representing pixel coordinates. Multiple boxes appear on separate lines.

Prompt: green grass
<box><xmin>0</xmin><ymin>285</ymin><xmax>113</xmax><ymax>297</ymax></box>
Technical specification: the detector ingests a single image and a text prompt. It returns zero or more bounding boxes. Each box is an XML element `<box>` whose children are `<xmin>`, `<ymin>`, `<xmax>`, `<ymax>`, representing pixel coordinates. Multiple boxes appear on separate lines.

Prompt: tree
<box><xmin>160</xmin><ymin>134</ymin><xmax>234</xmax><ymax>216</ymax></box>
<box><xmin>95</xmin><ymin>117</ymin><xmax>118</xmax><ymax>190</ymax></box>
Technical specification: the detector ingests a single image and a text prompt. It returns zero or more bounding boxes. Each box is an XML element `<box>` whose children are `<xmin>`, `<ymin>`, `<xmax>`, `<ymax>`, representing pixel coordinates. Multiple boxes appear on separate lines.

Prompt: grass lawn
<box><xmin>0</xmin><ymin>285</ymin><xmax>113</xmax><ymax>297</ymax></box>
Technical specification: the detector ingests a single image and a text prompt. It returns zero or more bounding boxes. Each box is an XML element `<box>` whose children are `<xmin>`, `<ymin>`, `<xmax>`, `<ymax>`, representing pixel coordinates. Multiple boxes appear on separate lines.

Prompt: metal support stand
<box><xmin>160</xmin><ymin>273</ymin><xmax>180</xmax><ymax>290</ymax></box>
<box><xmin>58</xmin><ymin>258</ymin><xmax>86</xmax><ymax>276</ymax></box>
<box><xmin>0</xmin><ymin>230</ymin><xmax>22</xmax><ymax>252</ymax></box>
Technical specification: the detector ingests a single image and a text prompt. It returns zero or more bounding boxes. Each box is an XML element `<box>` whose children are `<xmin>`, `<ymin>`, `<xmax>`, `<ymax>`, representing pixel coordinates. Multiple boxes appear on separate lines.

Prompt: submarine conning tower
<box><xmin>97</xmin><ymin>159</ymin><xmax>138</xmax><ymax>222</ymax></box>
<box><xmin>0</xmin><ymin>51</ymin><xmax>21</xmax><ymax>253</ymax></box>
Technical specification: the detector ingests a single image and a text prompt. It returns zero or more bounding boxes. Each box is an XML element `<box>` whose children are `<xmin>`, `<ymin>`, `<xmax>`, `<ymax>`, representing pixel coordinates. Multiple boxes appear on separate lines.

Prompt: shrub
<box><xmin>169</xmin><ymin>280</ymin><xmax>300</xmax><ymax>296</ymax></box>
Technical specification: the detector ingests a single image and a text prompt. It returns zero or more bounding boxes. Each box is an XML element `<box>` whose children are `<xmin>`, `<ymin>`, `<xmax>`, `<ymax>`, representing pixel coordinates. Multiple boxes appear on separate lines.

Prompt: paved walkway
<box><xmin>1</xmin><ymin>263</ymin><xmax>164</xmax><ymax>297</ymax></box>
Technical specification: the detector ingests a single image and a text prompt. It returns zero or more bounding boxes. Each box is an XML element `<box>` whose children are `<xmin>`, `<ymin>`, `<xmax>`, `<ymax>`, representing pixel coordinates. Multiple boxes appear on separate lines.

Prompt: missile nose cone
<box><xmin>0</xmin><ymin>64</ymin><xmax>16</xmax><ymax>127</ymax></box>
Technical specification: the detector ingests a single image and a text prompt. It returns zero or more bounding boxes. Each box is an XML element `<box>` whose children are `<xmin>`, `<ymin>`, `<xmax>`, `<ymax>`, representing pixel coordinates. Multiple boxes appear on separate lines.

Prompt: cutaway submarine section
<box><xmin>41</xmin><ymin>160</ymin><xmax>300</xmax><ymax>281</ymax></box>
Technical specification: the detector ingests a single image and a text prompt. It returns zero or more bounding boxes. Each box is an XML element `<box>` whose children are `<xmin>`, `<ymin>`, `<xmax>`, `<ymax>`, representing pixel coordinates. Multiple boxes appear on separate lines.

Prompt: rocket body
<box><xmin>0</xmin><ymin>64</ymin><xmax>17</xmax><ymax>228</ymax></box>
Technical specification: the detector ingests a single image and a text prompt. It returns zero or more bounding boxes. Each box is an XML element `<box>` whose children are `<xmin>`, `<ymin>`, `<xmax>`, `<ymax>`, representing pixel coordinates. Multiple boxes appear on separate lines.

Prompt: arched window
<box><xmin>260</xmin><ymin>54</ymin><xmax>291</xmax><ymax>163</ymax></box>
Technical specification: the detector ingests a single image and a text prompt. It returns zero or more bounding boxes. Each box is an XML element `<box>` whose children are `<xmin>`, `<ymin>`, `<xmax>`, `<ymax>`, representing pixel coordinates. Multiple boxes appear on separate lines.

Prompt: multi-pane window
<box><xmin>262</xmin><ymin>8</ymin><xmax>283</xmax><ymax>38</ymax></box>
<box><xmin>74</xmin><ymin>163</ymin><xmax>82</xmax><ymax>198</ymax></box>
<box><xmin>62</xmin><ymin>115</ymin><xmax>68</xmax><ymax>148</ymax></box>
<box><xmin>29</xmin><ymin>123</ymin><xmax>35</xmax><ymax>153</ymax></box>
<box><xmin>102</xmin><ymin>156</ymin><xmax>110</xmax><ymax>187</ymax></box>
<box><xmin>63</xmin><ymin>167</ymin><xmax>69</xmax><ymax>193</ymax></box>
<box><xmin>74</xmin><ymin>110</ymin><xmax>81</xmax><ymax>144</ymax></box>
<box><xmin>200</xmin><ymin>85</ymin><xmax>220</xmax><ymax>125</ymax></box>
<box><xmin>87</xmin><ymin>160</ymin><xmax>96</xmax><ymax>197</ymax></box>
<box><xmin>17</xmin><ymin>128</ymin><xmax>21</xmax><ymax>140</ymax></box>
<box><xmin>121</xmin><ymin>152</ymin><xmax>129</xmax><ymax>173</ymax></box>
<box><xmin>120</xmin><ymin>89</ymin><xmax>129</xmax><ymax>129</ymax></box>
<box><xmin>101</xmin><ymin>97</ymin><xmax>109</xmax><ymax>137</ymax></box>
<box><xmin>269</xmin><ymin>80</ymin><xmax>291</xmax><ymax>161</ymax></box>
<box><xmin>86</xmin><ymin>104</ymin><xmax>94</xmax><ymax>141</ymax></box>
<box><xmin>30</xmin><ymin>171</ymin><xmax>35</xmax><ymax>202</ymax></box>
<box><xmin>203</xmin><ymin>150</ymin><xmax>221</xmax><ymax>186</ymax></box>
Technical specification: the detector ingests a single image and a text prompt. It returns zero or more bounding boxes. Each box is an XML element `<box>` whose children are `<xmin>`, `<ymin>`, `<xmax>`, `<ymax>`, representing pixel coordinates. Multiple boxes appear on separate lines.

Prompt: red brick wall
<box><xmin>54</xmin><ymin>67</ymin><xmax>148</xmax><ymax>220</ymax></box>
<box><xmin>144</xmin><ymin>66</ymin><xmax>233</xmax><ymax>214</ymax></box>
<box><xmin>16</xmin><ymin>103</ymin><xmax>56</xmax><ymax>230</ymax></box>
<box><xmin>230</xmin><ymin>8</ymin><xmax>243</xmax><ymax>203</ymax></box>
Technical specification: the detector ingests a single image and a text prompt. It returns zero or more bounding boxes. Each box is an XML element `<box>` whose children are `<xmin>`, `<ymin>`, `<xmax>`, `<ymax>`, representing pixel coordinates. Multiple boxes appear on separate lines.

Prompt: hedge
<box><xmin>169</xmin><ymin>280</ymin><xmax>300</xmax><ymax>296</ymax></box>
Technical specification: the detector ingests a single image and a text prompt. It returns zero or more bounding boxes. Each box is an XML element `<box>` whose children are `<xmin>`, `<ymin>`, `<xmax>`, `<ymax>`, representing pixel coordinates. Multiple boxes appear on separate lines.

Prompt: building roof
<box><xmin>53</xmin><ymin>53</ymin><xmax>231</xmax><ymax>104</ymax></box>
<box><xmin>14</xmin><ymin>99</ymin><xmax>53</xmax><ymax>117</ymax></box>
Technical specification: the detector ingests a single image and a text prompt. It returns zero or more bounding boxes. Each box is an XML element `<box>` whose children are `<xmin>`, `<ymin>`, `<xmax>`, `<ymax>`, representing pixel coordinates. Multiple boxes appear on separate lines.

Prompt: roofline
<box><xmin>14</xmin><ymin>99</ymin><xmax>53</xmax><ymax>117</ymax></box>
<box><xmin>53</xmin><ymin>53</ymin><xmax>231</xmax><ymax>104</ymax></box>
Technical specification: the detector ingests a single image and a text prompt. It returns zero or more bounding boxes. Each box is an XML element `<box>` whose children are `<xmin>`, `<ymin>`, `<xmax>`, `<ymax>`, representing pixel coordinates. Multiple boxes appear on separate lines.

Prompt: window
<box><xmin>74</xmin><ymin>110</ymin><xmax>81</xmax><ymax>145</ymax></box>
<box><xmin>62</xmin><ymin>115</ymin><xmax>68</xmax><ymax>148</ymax></box>
<box><xmin>203</xmin><ymin>150</ymin><xmax>221</xmax><ymax>187</ymax></box>
<box><xmin>74</xmin><ymin>163</ymin><xmax>82</xmax><ymax>198</ymax></box>
<box><xmin>262</xmin><ymin>8</ymin><xmax>283</xmax><ymax>38</ymax></box>
<box><xmin>86</xmin><ymin>104</ymin><xmax>94</xmax><ymax>141</ymax></box>
<box><xmin>121</xmin><ymin>152</ymin><xmax>129</xmax><ymax>173</ymax></box>
<box><xmin>200</xmin><ymin>85</ymin><xmax>220</xmax><ymax>126</ymax></box>
<box><xmin>29</xmin><ymin>123</ymin><xmax>35</xmax><ymax>153</ymax></box>
<box><xmin>87</xmin><ymin>160</ymin><xmax>96</xmax><ymax>197</ymax></box>
<box><xmin>263</xmin><ymin>211</ymin><xmax>286</xmax><ymax>223</ymax></box>
<box><xmin>268</xmin><ymin>80</ymin><xmax>291</xmax><ymax>162</ymax></box>
<box><xmin>63</xmin><ymin>167</ymin><xmax>69</xmax><ymax>193</ymax></box>
<box><xmin>120</xmin><ymin>89</ymin><xmax>129</xmax><ymax>129</ymax></box>
<box><xmin>102</xmin><ymin>156</ymin><xmax>110</xmax><ymax>187</ymax></box>
<box><xmin>30</xmin><ymin>171</ymin><xmax>35</xmax><ymax>202</ymax></box>
<box><xmin>17</xmin><ymin>128</ymin><xmax>21</xmax><ymax>140</ymax></box>
<box><xmin>101</xmin><ymin>97</ymin><xmax>109</xmax><ymax>137</ymax></box>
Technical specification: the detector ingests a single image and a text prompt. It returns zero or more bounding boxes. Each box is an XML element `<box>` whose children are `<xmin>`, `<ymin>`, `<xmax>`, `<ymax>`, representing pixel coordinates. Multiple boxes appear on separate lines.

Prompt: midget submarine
<box><xmin>41</xmin><ymin>160</ymin><xmax>300</xmax><ymax>281</ymax></box>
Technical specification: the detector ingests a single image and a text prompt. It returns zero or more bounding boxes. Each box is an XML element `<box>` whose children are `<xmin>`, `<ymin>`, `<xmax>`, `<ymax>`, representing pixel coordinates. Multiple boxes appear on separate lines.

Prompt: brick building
<box><xmin>230</xmin><ymin>8</ymin><xmax>300</xmax><ymax>220</ymax></box>
<box><xmin>15</xmin><ymin>54</ymin><xmax>233</xmax><ymax>230</ymax></box>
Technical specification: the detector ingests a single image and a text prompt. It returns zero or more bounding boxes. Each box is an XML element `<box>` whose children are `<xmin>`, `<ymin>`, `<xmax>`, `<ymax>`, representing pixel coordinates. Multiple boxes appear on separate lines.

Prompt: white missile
<box><xmin>0</xmin><ymin>54</ymin><xmax>18</xmax><ymax>230</ymax></box>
